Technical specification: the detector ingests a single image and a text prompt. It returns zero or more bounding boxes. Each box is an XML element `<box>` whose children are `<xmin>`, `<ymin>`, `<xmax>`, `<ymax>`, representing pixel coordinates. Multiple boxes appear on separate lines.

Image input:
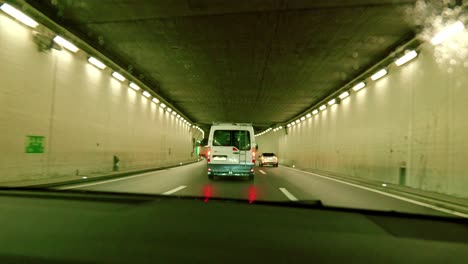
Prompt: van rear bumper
<box><xmin>208</xmin><ymin>164</ymin><xmax>254</xmax><ymax>176</ymax></box>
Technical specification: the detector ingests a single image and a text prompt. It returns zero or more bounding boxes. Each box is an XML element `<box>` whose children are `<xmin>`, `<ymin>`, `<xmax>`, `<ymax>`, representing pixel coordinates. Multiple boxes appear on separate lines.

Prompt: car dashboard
<box><xmin>0</xmin><ymin>189</ymin><xmax>467</xmax><ymax>263</ymax></box>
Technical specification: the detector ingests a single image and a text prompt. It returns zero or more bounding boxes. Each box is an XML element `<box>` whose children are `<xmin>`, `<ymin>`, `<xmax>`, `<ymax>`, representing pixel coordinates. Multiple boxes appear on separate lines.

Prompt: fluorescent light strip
<box><xmin>142</xmin><ymin>91</ymin><xmax>151</xmax><ymax>98</ymax></box>
<box><xmin>167</xmin><ymin>108</ymin><xmax>172</xmax><ymax>113</ymax></box>
<box><xmin>0</xmin><ymin>3</ymin><xmax>38</xmax><ymax>28</ymax></box>
<box><xmin>312</xmin><ymin>110</ymin><xmax>319</xmax><ymax>115</ymax></box>
<box><xmin>431</xmin><ymin>21</ymin><xmax>465</xmax><ymax>45</ymax></box>
<box><xmin>319</xmin><ymin>105</ymin><xmax>327</xmax><ymax>111</ymax></box>
<box><xmin>88</xmin><ymin>57</ymin><xmax>106</xmax><ymax>70</ymax></box>
<box><xmin>352</xmin><ymin>82</ymin><xmax>365</xmax><ymax>92</ymax></box>
<box><xmin>112</xmin><ymin>72</ymin><xmax>125</xmax><ymax>82</ymax></box>
<box><xmin>371</xmin><ymin>69</ymin><xmax>387</xmax><ymax>81</ymax></box>
<box><xmin>306</xmin><ymin>113</ymin><xmax>311</xmax><ymax>118</ymax></box>
<box><xmin>328</xmin><ymin>99</ymin><xmax>336</xmax><ymax>106</ymax></box>
<box><xmin>172</xmin><ymin>111</ymin><xmax>177</xmax><ymax>116</ymax></box>
<box><xmin>152</xmin><ymin>98</ymin><xmax>159</xmax><ymax>104</ymax></box>
<box><xmin>129</xmin><ymin>82</ymin><xmax>140</xmax><ymax>91</ymax></box>
<box><xmin>160</xmin><ymin>103</ymin><xmax>166</xmax><ymax>109</ymax></box>
<box><xmin>53</xmin><ymin>36</ymin><xmax>79</xmax><ymax>53</ymax></box>
<box><xmin>395</xmin><ymin>50</ymin><xmax>418</xmax><ymax>66</ymax></box>
<box><xmin>295</xmin><ymin>119</ymin><xmax>300</xmax><ymax>124</ymax></box>
<box><xmin>339</xmin><ymin>91</ymin><xmax>350</xmax><ymax>99</ymax></box>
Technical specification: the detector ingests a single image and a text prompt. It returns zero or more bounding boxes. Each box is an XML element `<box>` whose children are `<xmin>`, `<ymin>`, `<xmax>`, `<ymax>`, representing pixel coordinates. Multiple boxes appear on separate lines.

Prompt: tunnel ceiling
<box><xmin>25</xmin><ymin>0</ymin><xmax>418</xmax><ymax>131</ymax></box>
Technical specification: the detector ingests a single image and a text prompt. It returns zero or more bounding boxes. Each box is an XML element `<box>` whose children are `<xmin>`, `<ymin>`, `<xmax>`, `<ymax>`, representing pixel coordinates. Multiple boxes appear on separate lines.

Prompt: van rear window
<box><xmin>213</xmin><ymin>130</ymin><xmax>251</xmax><ymax>150</ymax></box>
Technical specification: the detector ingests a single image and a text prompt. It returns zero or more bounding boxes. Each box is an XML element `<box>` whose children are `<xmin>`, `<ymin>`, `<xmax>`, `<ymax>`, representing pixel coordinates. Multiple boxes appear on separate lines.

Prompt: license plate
<box><xmin>213</xmin><ymin>156</ymin><xmax>227</xmax><ymax>161</ymax></box>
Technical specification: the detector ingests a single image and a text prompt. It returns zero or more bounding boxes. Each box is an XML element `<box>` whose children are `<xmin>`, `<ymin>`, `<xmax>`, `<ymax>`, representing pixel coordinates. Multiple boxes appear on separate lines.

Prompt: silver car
<box><xmin>258</xmin><ymin>153</ymin><xmax>278</xmax><ymax>167</ymax></box>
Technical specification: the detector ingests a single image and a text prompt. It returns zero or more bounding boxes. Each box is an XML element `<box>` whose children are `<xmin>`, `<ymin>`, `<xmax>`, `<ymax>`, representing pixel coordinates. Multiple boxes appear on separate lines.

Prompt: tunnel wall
<box><xmin>257</xmin><ymin>43</ymin><xmax>468</xmax><ymax>198</ymax></box>
<box><xmin>0</xmin><ymin>14</ymin><xmax>198</xmax><ymax>183</ymax></box>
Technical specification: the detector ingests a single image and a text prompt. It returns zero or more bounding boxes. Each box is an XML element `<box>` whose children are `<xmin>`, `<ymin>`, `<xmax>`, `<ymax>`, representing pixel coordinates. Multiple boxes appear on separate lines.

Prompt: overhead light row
<box><xmin>255</xmin><ymin>126</ymin><xmax>283</xmax><ymax>137</ymax></box>
<box><xmin>286</xmin><ymin>20</ymin><xmax>466</xmax><ymax>130</ymax></box>
<box><xmin>89</xmin><ymin>55</ymin><xmax>187</xmax><ymax>118</ymax></box>
<box><xmin>193</xmin><ymin>126</ymin><xmax>205</xmax><ymax>138</ymax></box>
<box><xmin>0</xmin><ymin>3</ymin><xmax>191</xmax><ymax>127</ymax></box>
<box><xmin>287</xmin><ymin>49</ymin><xmax>419</xmax><ymax>128</ymax></box>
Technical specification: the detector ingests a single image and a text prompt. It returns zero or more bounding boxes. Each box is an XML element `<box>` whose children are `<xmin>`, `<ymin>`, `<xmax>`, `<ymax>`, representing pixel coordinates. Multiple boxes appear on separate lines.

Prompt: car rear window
<box><xmin>213</xmin><ymin>130</ymin><xmax>251</xmax><ymax>150</ymax></box>
<box><xmin>262</xmin><ymin>153</ymin><xmax>276</xmax><ymax>156</ymax></box>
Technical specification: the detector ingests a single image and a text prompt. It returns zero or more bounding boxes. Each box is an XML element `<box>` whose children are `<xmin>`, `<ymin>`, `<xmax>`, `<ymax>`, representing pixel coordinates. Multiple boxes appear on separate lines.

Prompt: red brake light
<box><xmin>206</xmin><ymin>147</ymin><xmax>211</xmax><ymax>162</ymax></box>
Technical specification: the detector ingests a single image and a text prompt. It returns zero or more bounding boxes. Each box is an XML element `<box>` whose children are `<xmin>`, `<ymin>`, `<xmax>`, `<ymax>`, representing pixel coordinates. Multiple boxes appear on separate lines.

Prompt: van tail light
<box><xmin>252</xmin><ymin>149</ymin><xmax>256</xmax><ymax>164</ymax></box>
<box><xmin>206</xmin><ymin>147</ymin><xmax>211</xmax><ymax>162</ymax></box>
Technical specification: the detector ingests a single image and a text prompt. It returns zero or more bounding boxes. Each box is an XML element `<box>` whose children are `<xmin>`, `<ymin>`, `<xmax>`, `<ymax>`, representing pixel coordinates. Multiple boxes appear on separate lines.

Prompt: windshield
<box><xmin>1</xmin><ymin>0</ymin><xmax>467</xmax><ymax>219</ymax></box>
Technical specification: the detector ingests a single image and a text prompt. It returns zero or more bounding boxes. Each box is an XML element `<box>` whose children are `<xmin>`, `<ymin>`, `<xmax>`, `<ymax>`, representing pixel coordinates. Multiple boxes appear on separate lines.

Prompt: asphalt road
<box><xmin>56</xmin><ymin>160</ymin><xmax>454</xmax><ymax>217</ymax></box>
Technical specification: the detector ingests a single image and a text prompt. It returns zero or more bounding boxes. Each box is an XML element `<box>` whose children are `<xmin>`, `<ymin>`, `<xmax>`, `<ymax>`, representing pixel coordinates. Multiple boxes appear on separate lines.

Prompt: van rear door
<box><xmin>210</xmin><ymin>130</ymin><xmax>251</xmax><ymax>165</ymax></box>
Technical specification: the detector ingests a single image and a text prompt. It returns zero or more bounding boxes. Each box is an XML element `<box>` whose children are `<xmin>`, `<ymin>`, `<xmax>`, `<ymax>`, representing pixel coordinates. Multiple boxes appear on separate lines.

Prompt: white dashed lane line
<box><xmin>259</xmin><ymin>170</ymin><xmax>266</xmax><ymax>175</ymax></box>
<box><xmin>279</xmin><ymin>187</ymin><xmax>299</xmax><ymax>201</ymax></box>
<box><xmin>163</xmin><ymin>185</ymin><xmax>187</xmax><ymax>195</ymax></box>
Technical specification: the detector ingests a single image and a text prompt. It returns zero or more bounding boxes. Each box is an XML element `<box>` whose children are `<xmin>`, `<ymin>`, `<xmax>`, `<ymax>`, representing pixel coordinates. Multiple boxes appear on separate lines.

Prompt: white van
<box><xmin>206</xmin><ymin>123</ymin><xmax>257</xmax><ymax>180</ymax></box>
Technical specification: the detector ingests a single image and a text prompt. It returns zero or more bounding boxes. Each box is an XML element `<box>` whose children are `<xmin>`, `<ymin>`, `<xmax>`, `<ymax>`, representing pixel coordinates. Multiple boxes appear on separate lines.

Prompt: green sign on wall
<box><xmin>25</xmin><ymin>135</ymin><xmax>45</xmax><ymax>153</ymax></box>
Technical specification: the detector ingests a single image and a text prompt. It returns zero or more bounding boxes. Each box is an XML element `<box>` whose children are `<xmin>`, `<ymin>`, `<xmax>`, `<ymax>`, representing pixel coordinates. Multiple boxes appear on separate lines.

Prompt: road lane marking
<box><xmin>163</xmin><ymin>185</ymin><xmax>187</xmax><ymax>195</ymax></box>
<box><xmin>283</xmin><ymin>166</ymin><xmax>468</xmax><ymax>218</ymax></box>
<box><xmin>259</xmin><ymin>170</ymin><xmax>266</xmax><ymax>175</ymax></box>
<box><xmin>279</xmin><ymin>187</ymin><xmax>299</xmax><ymax>201</ymax></box>
<box><xmin>57</xmin><ymin>170</ymin><xmax>168</xmax><ymax>190</ymax></box>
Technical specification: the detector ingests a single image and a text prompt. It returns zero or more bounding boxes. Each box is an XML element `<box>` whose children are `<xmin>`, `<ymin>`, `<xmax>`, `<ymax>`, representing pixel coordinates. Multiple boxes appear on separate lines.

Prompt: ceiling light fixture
<box><xmin>352</xmin><ymin>82</ymin><xmax>365</xmax><ymax>92</ymax></box>
<box><xmin>0</xmin><ymin>3</ymin><xmax>38</xmax><ymax>28</ymax></box>
<box><xmin>395</xmin><ymin>50</ymin><xmax>418</xmax><ymax>66</ymax></box>
<box><xmin>142</xmin><ymin>91</ymin><xmax>151</xmax><ymax>98</ymax></box>
<box><xmin>53</xmin><ymin>36</ymin><xmax>79</xmax><ymax>53</ymax></box>
<box><xmin>370</xmin><ymin>69</ymin><xmax>388</xmax><ymax>81</ymax></box>
<box><xmin>112</xmin><ymin>72</ymin><xmax>125</xmax><ymax>82</ymax></box>
<box><xmin>129</xmin><ymin>82</ymin><xmax>140</xmax><ymax>91</ymax></box>
<box><xmin>88</xmin><ymin>57</ymin><xmax>106</xmax><ymax>70</ymax></box>
<box><xmin>339</xmin><ymin>91</ymin><xmax>350</xmax><ymax>99</ymax></box>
